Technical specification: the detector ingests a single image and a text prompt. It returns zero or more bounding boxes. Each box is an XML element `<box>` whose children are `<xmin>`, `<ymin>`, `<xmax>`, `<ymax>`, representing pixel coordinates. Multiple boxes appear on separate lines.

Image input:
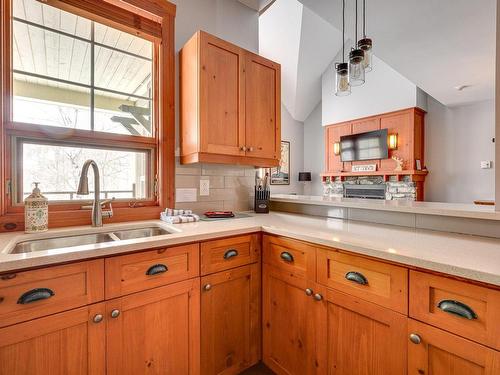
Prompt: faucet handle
<box><xmin>102</xmin><ymin>200</ymin><xmax>113</xmax><ymax>219</ymax></box>
<box><xmin>81</xmin><ymin>197</ymin><xmax>115</xmax><ymax>210</ymax></box>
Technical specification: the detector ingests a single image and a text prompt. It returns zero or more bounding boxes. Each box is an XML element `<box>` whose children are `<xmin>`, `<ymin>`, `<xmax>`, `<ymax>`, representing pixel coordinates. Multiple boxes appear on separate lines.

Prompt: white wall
<box><xmin>303</xmin><ymin>102</ymin><xmax>324</xmax><ymax>195</ymax></box>
<box><xmin>425</xmin><ymin>98</ymin><xmax>495</xmax><ymax>203</ymax></box>
<box><xmin>270</xmin><ymin>105</ymin><xmax>305</xmax><ymax>195</ymax></box>
<box><xmin>322</xmin><ymin>55</ymin><xmax>422</xmax><ymax>125</ymax></box>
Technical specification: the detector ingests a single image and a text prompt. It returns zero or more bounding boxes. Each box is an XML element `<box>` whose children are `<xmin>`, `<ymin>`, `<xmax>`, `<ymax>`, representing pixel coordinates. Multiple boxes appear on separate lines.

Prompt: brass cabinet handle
<box><xmin>305</xmin><ymin>288</ymin><xmax>313</xmax><ymax>296</ymax></box>
<box><xmin>437</xmin><ymin>300</ymin><xmax>477</xmax><ymax>320</ymax></box>
<box><xmin>223</xmin><ymin>249</ymin><xmax>239</xmax><ymax>260</ymax></box>
<box><xmin>345</xmin><ymin>271</ymin><xmax>368</xmax><ymax>285</ymax></box>
<box><xmin>204</xmin><ymin>284</ymin><xmax>212</xmax><ymax>291</ymax></box>
<box><xmin>409</xmin><ymin>333</ymin><xmax>422</xmax><ymax>344</ymax></box>
<box><xmin>17</xmin><ymin>288</ymin><xmax>55</xmax><ymax>304</ymax></box>
<box><xmin>110</xmin><ymin>309</ymin><xmax>120</xmax><ymax>318</ymax></box>
<box><xmin>93</xmin><ymin>314</ymin><xmax>103</xmax><ymax>323</ymax></box>
<box><xmin>146</xmin><ymin>264</ymin><xmax>168</xmax><ymax>276</ymax></box>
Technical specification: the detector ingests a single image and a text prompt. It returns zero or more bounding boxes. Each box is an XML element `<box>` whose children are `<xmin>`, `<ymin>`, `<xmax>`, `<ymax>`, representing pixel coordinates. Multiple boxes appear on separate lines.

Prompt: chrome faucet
<box><xmin>77</xmin><ymin>159</ymin><xmax>113</xmax><ymax>227</ymax></box>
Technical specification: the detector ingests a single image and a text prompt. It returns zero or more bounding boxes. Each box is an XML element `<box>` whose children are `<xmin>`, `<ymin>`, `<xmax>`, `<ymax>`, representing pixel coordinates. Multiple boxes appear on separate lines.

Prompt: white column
<box><xmin>496</xmin><ymin>1</ymin><xmax>500</xmax><ymax>211</ymax></box>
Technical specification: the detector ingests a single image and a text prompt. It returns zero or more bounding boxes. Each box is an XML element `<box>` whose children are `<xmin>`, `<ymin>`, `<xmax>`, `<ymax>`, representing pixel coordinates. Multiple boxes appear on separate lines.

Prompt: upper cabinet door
<box><xmin>245</xmin><ymin>53</ymin><xmax>281</xmax><ymax>160</ymax></box>
<box><xmin>200</xmin><ymin>33</ymin><xmax>245</xmax><ymax>156</ymax></box>
<box><xmin>325</xmin><ymin>122</ymin><xmax>351</xmax><ymax>172</ymax></box>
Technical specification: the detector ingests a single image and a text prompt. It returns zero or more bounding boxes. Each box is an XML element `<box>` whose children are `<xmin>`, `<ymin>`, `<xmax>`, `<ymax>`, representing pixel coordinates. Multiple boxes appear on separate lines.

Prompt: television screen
<box><xmin>340</xmin><ymin>129</ymin><xmax>388</xmax><ymax>162</ymax></box>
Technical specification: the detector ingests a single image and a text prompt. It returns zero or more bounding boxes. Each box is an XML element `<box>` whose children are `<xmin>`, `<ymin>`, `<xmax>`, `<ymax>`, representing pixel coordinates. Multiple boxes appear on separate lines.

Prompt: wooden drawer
<box><xmin>0</xmin><ymin>260</ymin><xmax>104</xmax><ymax>328</ymax></box>
<box><xmin>105</xmin><ymin>243</ymin><xmax>199</xmax><ymax>298</ymax></box>
<box><xmin>263</xmin><ymin>235</ymin><xmax>316</xmax><ymax>280</ymax></box>
<box><xmin>410</xmin><ymin>270</ymin><xmax>500</xmax><ymax>350</ymax></box>
<box><xmin>201</xmin><ymin>234</ymin><xmax>260</xmax><ymax>275</ymax></box>
<box><xmin>317</xmin><ymin>249</ymin><xmax>408</xmax><ymax>314</ymax></box>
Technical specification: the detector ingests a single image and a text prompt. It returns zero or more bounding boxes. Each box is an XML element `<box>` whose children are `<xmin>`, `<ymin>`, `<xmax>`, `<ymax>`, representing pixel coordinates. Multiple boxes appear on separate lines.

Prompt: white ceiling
<box><xmin>259</xmin><ymin>0</ymin><xmax>342</xmax><ymax>121</ymax></box>
<box><xmin>297</xmin><ymin>0</ymin><xmax>496</xmax><ymax>107</ymax></box>
<box><xmin>238</xmin><ymin>0</ymin><xmax>274</xmax><ymax>12</ymax></box>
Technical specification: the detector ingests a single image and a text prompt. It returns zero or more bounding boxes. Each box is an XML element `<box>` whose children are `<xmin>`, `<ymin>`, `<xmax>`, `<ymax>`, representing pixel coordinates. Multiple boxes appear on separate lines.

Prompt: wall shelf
<box><xmin>320</xmin><ymin>170</ymin><xmax>428</xmax><ymax>182</ymax></box>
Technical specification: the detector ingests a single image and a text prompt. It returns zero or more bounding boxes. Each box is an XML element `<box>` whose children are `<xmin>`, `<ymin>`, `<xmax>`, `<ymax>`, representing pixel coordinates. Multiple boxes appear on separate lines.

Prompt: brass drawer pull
<box><xmin>437</xmin><ymin>299</ymin><xmax>477</xmax><ymax>320</ymax></box>
<box><xmin>345</xmin><ymin>271</ymin><xmax>368</xmax><ymax>285</ymax></box>
<box><xmin>17</xmin><ymin>288</ymin><xmax>55</xmax><ymax>304</ymax></box>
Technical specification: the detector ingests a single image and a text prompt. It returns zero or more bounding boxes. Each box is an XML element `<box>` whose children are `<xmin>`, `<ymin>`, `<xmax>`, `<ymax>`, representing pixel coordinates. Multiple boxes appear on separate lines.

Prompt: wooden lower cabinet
<box><xmin>200</xmin><ymin>263</ymin><xmax>261</xmax><ymax>375</ymax></box>
<box><xmin>106</xmin><ymin>278</ymin><xmax>200</xmax><ymax>375</ymax></box>
<box><xmin>408</xmin><ymin>319</ymin><xmax>500</xmax><ymax>375</ymax></box>
<box><xmin>0</xmin><ymin>303</ymin><xmax>106</xmax><ymax>375</ymax></box>
<box><xmin>324</xmin><ymin>288</ymin><xmax>407</xmax><ymax>375</ymax></box>
<box><xmin>263</xmin><ymin>265</ymin><xmax>325</xmax><ymax>375</ymax></box>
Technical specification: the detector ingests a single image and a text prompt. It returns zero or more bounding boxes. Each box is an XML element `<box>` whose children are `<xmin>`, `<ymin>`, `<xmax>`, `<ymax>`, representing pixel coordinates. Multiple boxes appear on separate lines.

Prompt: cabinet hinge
<box><xmin>5</xmin><ymin>179</ymin><xmax>12</xmax><ymax>196</ymax></box>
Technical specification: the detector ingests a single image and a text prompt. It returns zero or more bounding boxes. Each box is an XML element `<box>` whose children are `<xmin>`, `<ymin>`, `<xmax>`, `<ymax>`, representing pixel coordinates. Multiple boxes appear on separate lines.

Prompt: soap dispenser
<box><xmin>24</xmin><ymin>182</ymin><xmax>48</xmax><ymax>233</ymax></box>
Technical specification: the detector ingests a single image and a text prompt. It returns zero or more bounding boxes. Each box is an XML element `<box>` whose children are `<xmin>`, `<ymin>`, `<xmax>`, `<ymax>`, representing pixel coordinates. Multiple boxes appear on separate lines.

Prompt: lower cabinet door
<box><xmin>263</xmin><ymin>265</ymin><xmax>325</xmax><ymax>375</ymax></box>
<box><xmin>325</xmin><ymin>288</ymin><xmax>407</xmax><ymax>375</ymax></box>
<box><xmin>200</xmin><ymin>263</ymin><xmax>261</xmax><ymax>375</ymax></box>
<box><xmin>106</xmin><ymin>278</ymin><xmax>200</xmax><ymax>375</ymax></box>
<box><xmin>408</xmin><ymin>319</ymin><xmax>500</xmax><ymax>375</ymax></box>
<box><xmin>0</xmin><ymin>303</ymin><xmax>106</xmax><ymax>375</ymax></box>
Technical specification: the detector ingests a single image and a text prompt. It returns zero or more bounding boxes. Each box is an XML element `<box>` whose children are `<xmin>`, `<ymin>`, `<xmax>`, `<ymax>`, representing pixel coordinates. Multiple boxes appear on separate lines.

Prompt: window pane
<box><xmin>94</xmin><ymin>22</ymin><xmax>152</xmax><ymax>59</ymax></box>
<box><xmin>20</xmin><ymin>142</ymin><xmax>150</xmax><ymax>202</ymax></box>
<box><xmin>94</xmin><ymin>90</ymin><xmax>152</xmax><ymax>136</ymax></box>
<box><xmin>13</xmin><ymin>73</ymin><xmax>91</xmax><ymax>129</ymax></box>
<box><xmin>94</xmin><ymin>45</ymin><xmax>152</xmax><ymax>98</ymax></box>
<box><xmin>13</xmin><ymin>20</ymin><xmax>91</xmax><ymax>85</ymax></box>
<box><xmin>13</xmin><ymin>0</ymin><xmax>91</xmax><ymax>40</ymax></box>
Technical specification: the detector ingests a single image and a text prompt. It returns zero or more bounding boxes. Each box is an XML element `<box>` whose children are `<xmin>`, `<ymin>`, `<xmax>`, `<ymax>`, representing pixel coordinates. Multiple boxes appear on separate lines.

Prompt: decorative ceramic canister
<box><xmin>24</xmin><ymin>182</ymin><xmax>48</xmax><ymax>233</ymax></box>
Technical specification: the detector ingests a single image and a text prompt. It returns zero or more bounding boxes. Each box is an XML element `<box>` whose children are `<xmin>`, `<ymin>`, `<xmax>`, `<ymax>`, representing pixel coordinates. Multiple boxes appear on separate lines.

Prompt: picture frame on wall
<box><xmin>270</xmin><ymin>141</ymin><xmax>290</xmax><ymax>185</ymax></box>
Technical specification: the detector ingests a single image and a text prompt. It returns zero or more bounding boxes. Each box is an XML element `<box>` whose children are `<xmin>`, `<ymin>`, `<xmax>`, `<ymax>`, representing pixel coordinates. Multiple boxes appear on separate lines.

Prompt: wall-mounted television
<box><xmin>340</xmin><ymin>129</ymin><xmax>388</xmax><ymax>162</ymax></box>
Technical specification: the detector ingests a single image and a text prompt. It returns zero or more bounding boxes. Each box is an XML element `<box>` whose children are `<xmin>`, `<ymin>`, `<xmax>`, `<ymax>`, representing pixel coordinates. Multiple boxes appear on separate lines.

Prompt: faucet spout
<box><xmin>77</xmin><ymin>159</ymin><xmax>104</xmax><ymax>227</ymax></box>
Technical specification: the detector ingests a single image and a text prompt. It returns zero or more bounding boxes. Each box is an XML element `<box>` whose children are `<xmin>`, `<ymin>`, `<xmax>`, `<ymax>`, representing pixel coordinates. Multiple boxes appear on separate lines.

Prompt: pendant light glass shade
<box><xmin>335</xmin><ymin>62</ymin><xmax>351</xmax><ymax>96</ymax></box>
<box><xmin>349</xmin><ymin>49</ymin><xmax>365</xmax><ymax>86</ymax></box>
<box><xmin>358</xmin><ymin>38</ymin><xmax>373</xmax><ymax>72</ymax></box>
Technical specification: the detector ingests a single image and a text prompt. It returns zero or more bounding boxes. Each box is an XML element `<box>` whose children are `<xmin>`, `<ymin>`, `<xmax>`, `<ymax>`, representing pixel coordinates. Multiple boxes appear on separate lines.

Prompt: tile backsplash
<box><xmin>175</xmin><ymin>159</ymin><xmax>256</xmax><ymax>213</ymax></box>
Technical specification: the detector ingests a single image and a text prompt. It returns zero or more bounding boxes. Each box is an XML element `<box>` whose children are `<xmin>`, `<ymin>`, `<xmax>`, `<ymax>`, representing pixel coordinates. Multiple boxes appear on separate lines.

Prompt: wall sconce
<box><xmin>388</xmin><ymin>134</ymin><xmax>398</xmax><ymax>150</ymax></box>
<box><xmin>333</xmin><ymin>142</ymin><xmax>341</xmax><ymax>155</ymax></box>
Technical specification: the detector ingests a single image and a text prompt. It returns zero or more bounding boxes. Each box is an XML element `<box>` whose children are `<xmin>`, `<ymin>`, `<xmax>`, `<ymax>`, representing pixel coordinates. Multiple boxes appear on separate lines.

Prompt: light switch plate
<box><xmin>176</xmin><ymin>188</ymin><xmax>197</xmax><ymax>202</ymax></box>
<box><xmin>200</xmin><ymin>179</ymin><xmax>210</xmax><ymax>196</ymax></box>
<box><xmin>480</xmin><ymin>161</ymin><xmax>492</xmax><ymax>169</ymax></box>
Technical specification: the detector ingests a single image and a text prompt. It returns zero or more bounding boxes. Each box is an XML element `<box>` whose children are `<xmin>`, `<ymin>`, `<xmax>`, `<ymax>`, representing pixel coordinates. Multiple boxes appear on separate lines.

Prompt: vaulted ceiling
<box><xmin>257</xmin><ymin>0</ymin><xmax>496</xmax><ymax>122</ymax></box>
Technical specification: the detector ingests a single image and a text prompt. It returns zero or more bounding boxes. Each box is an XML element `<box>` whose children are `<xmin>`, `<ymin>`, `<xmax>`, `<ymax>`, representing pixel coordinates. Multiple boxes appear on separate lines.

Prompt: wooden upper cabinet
<box><xmin>199</xmin><ymin>33</ymin><xmax>245</xmax><ymax>157</ymax></box>
<box><xmin>180</xmin><ymin>31</ymin><xmax>281</xmax><ymax>167</ymax></box>
<box><xmin>244</xmin><ymin>52</ymin><xmax>281</xmax><ymax>161</ymax></box>
<box><xmin>0</xmin><ymin>303</ymin><xmax>106</xmax><ymax>375</ymax></box>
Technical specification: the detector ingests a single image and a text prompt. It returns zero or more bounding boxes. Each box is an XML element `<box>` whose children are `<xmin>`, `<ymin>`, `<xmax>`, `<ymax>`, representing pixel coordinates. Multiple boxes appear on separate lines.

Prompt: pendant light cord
<box><xmin>355</xmin><ymin>0</ymin><xmax>358</xmax><ymax>44</ymax></box>
<box><xmin>363</xmin><ymin>0</ymin><xmax>366</xmax><ymax>37</ymax></box>
<box><xmin>342</xmin><ymin>0</ymin><xmax>345</xmax><ymax>62</ymax></box>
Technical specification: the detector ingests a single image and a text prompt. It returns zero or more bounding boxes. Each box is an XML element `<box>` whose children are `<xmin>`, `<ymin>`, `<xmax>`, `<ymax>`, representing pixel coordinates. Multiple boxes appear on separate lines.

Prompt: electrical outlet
<box><xmin>200</xmin><ymin>179</ymin><xmax>210</xmax><ymax>196</ymax></box>
<box><xmin>480</xmin><ymin>161</ymin><xmax>492</xmax><ymax>169</ymax></box>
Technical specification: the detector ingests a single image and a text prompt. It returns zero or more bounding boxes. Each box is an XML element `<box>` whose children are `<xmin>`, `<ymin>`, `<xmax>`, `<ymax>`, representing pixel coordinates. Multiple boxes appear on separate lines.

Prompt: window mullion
<box><xmin>90</xmin><ymin>21</ymin><xmax>95</xmax><ymax>131</ymax></box>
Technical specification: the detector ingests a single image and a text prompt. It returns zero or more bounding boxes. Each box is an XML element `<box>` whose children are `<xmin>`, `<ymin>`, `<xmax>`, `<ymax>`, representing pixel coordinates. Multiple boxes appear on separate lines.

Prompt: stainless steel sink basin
<box><xmin>112</xmin><ymin>227</ymin><xmax>170</xmax><ymax>240</ymax></box>
<box><xmin>11</xmin><ymin>233</ymin><xmax>116</xmax><ymax>254</ymax></box>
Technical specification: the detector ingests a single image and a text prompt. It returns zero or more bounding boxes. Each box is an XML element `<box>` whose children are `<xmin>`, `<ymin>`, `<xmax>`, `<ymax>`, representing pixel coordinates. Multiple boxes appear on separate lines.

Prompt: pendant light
<box><xmin>349</xmin><ymin>0</ymin><xmax>365</xmax><ymax>86</ymax></box>
<box><xmin>357</xmin><ymin>0</ymin><xmax>373</xmax><ymax>72</ymax></box>
<box><xmin>335</xmin><ymin>0</ymin><xmax>351</xmax><ymax>96</ymax></box>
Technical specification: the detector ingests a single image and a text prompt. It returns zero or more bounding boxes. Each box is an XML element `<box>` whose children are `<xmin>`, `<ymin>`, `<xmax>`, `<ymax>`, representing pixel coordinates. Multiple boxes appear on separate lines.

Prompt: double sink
<box><xmin>10</xmin><ymin>226</ymin><xmax>172</xmax><ymax>254</ymax></box>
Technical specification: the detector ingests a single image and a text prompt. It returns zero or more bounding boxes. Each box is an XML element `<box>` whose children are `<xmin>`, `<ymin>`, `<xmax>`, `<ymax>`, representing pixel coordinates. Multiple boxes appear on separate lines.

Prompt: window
<box><xmin>0</xmin><ymin>0</ymin><xmax>176</xmax><ymax>228</ymax></box>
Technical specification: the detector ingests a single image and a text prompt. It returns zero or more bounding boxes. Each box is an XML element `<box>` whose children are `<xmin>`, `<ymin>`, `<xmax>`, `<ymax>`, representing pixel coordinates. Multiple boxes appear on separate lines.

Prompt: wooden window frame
<box><xmin>0</xmin><ymin>0</ymin><xmax>176</xmax><ymax>231</ymax></box>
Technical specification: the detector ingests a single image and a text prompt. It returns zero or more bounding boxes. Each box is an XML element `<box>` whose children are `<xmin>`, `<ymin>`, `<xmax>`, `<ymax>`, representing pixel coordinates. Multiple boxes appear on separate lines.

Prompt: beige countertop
<box><xmin>0</xmin><ymin>212</ymin><xmax>499</xmax><ymax>286</ymax></box>
<box><xmin>271</xmin><ymin>194</ymin><xmax>500</xmax><ymax>221</ymax></box>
